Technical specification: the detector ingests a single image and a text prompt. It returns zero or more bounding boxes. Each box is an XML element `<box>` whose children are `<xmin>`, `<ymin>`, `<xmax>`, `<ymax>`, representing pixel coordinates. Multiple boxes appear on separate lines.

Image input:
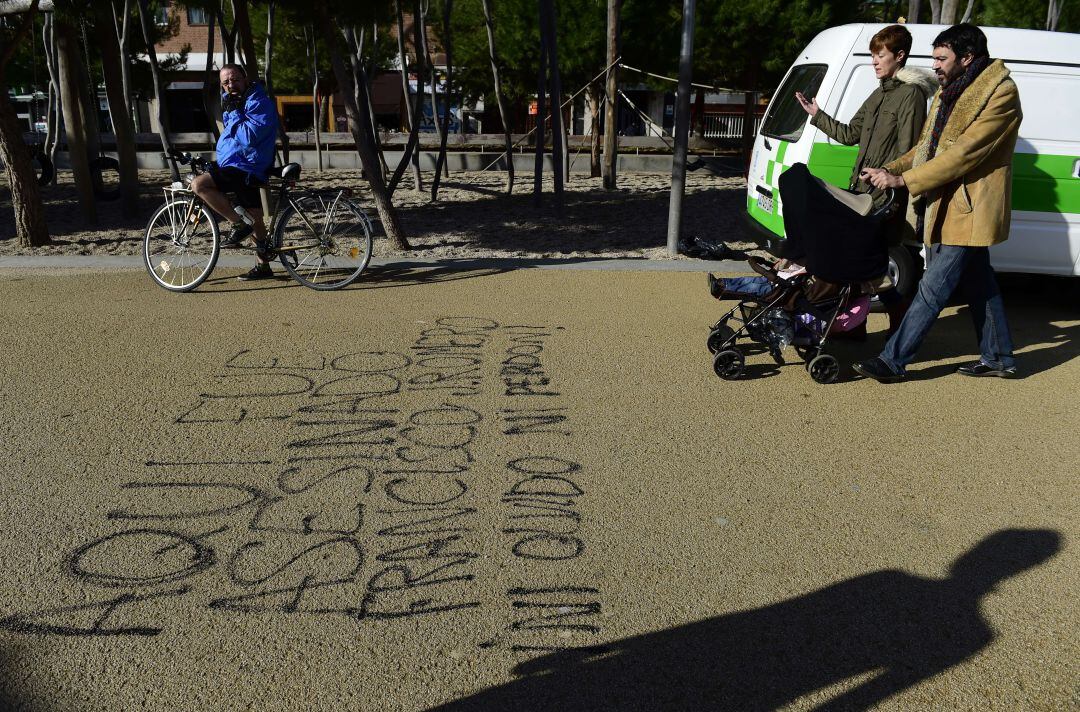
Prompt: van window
<box><xmin>761</xmin><ymin>64</ymin><xmax>828</xmax><ymax>142</ymax></box>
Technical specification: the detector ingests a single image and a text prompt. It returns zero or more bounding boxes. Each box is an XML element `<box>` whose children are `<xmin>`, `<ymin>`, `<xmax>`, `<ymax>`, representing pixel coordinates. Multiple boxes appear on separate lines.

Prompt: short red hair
<box><xmin>869</xmin><ymin>25</ymin><xmax>913</xmax><ymax>64</ymax></box>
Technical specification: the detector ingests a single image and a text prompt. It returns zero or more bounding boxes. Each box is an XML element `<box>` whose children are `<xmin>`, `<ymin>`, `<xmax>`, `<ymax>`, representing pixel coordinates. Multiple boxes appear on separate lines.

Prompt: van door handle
<box><xmin>764</xmin><ymin>138</ymin><xmax>772</xmax><ymax>150</ymax></box>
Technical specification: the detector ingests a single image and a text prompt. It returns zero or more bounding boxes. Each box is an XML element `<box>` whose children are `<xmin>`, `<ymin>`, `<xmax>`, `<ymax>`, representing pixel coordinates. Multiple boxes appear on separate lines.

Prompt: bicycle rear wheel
<box><xmin>274</xmin><ymin>194</ymin><xmax>373</xmax><ymax>290</ymax></box>
<box><xmin>144</xmin><ymin>199</ymin><xmax>220</xmax><ymax>292</ymax></box>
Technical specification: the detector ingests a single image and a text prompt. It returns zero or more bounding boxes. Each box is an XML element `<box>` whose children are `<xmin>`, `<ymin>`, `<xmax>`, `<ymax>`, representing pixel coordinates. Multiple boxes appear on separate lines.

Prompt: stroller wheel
<box><xmin>713</xmin><ymin>349</ymin><xmax>745</xmax><ymax>380</ymax></box>
<box><xmin>707</xmin><ymin>324</ymin><xmax>736</xmax><ymax>354</ymax></box>
<box><xmin>808</xmin><ymin>353</ymin><xmax>840</xmax><ymax>384</ymax></box>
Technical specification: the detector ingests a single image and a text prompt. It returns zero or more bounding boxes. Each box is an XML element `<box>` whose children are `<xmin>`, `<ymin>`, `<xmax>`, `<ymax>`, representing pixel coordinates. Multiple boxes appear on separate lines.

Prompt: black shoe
<box><xmin>956</xmin><ymin>361</ymin><xmax>1017</xmax><ymax>378</ymax></box>
<box><xmin>707</xmin><ymin>273</ymin><xmax>727</xmax><ymax>300</ymax></box>
<box><xmin>236</xmin><ymin>264</ymin><xmax>274</xmax><ymax>281</ymax></box>
<box><xmin>852</xmin><ymin>357</ymin><xmax>905</xmax><ymax>383</ymax></box>
<box><xmin>221</xmin><ymin>222</ymin><xmax>254</xmax><ymax>249</ymax></box>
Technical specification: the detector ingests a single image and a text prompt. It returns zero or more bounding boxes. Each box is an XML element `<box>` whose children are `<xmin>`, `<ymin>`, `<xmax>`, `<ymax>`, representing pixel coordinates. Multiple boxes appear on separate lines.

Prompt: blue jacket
<box><xmin>217</xmin><ymin>82</ymin><xmax>278</xmax><ymax>182</ymax></box>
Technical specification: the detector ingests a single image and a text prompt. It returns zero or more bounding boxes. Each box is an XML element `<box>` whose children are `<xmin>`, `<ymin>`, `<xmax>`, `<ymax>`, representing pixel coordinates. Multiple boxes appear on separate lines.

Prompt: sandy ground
<box><xmin>0</xmin><ymin>169</ymin><xmax>749</xmax><ymax>260</ymax></box>
<box><xmin>0</xmin><ymin>266</ymin><xmax>1076</xmax><ymax>711</ymax></box>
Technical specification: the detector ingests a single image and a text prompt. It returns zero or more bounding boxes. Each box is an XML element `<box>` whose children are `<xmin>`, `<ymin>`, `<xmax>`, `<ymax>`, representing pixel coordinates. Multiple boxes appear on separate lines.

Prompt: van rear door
<box><xmin>988</xmin><ymin>69</ymin><xmax>1080</xmax><ymax>277</ymax></box>
<box><xmin>746</xmin><ymin>64</ymin><xmax>830</xmax><ymax>241</ymax></box>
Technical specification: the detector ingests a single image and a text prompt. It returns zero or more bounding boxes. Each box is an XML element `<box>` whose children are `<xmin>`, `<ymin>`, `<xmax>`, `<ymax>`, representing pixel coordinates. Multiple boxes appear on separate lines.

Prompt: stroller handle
<box><xmin>872</xmin><ymin>188</ymin><xmax>898</xmax><ymax>219</ymax></box>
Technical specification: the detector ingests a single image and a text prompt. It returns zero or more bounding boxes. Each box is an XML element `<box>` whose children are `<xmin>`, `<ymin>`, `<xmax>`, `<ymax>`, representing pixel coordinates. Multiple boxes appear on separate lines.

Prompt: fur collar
<box><xmin>895</xmin><ymin>66</ymin><xmax>939</xmax><ymax>99</ymax></box>
<box><xmin>912</xmin><ymin>59</ymin><xmax>1012</xmax><ymax>168</ymax></box>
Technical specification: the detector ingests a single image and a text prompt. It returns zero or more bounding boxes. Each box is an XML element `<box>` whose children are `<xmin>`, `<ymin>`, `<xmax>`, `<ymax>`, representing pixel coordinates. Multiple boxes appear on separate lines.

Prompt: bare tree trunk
<box><xmin>602</xmin><ymin>0</ymin><xmax>620</xmax><ymax>189</ymax></box>
<box><xmin>417</xmin><ymin>5</ymin><xmax>446</xmax><ymax>178</ymax></box>
<box><xmin>394</xmin><ymin>0</ymin><xmax>421</xmax><ymax>190</ymax></box>
<box><xmin>93</xmin><ymin>1</ymin><xmax>140</xmax><ymax>217</ymax></box>
<box><xmin>939</xmin><ymin>0</ymin><xmax>959</xmax><ymax>23</ymax></box>
<box><xmin>264</xmin><ymin>3</ymin><xmax>275</xmax><ymax>97</ymax></box>
<box><xmin>202</xmin><ymin>11</ymin><xmax>221</xmax><ymax>139</ymax></box>
<box><xmin>1047</xmin><ymin>0</ymin><xmax>1065</xmax><ymax>30</ymax></box>
<box><xmin>76</xmin><ymin>19</ymin><xmax>104</xmax><ymax>195</ymax></box>
<box><xmin>217</xmin><ymin>8</ymin><xmax>236</xmax><ymax>65</ymax></box>
<box><xmin>587</xmin><ymin>84</ymin><xmax>601</xmax><ymax>178</ymax></box>
<box><xmin>386</xmin><ymin>0</ymin><xmax>427</xmax><ymax>196</ymax></box>
<box><xmin>0</xmin><ymin>0</ymin><xmax>49</xmax><ymax>245</ymax></box>
<box><xmin>431</xmin><ymin>0</ymin><xmax>454</xmax><ymax>201</ymax></box>
<box><xmin>907</xmin><ymin>0</ymin><xmax>922</xmax><ymax>23</ymax></box>
<box><xmin>230</xmin><ymin>0</ymin><xmax>259</xmax><ymax>79</ymax></box>
<box><xmin>540</xmin><ymin>0</ymin><xmax>563</xmax><ymax>211</ymax></box>
<box><xmin>929</xmin><ymin>0</ymin><xmax>942</xmax><ymax>23</ymax></box>
<box><xmin>264</xmin><ymin>0</ymin><xmax>290</xmax><ymax>163</ymax></box>
<box><xmin>533</xmin><ymin>2</ymin><xmax>547</xmax><ymax>206</ymax></box>
<box><xmin>314</xmin><ymin>0</ymin><xmax>408</xmax><ymax>249</ymax></box>
<box><xmin>0</xmin><ymin>93</ymin><xmax>49</xmax><ymax>245</ymax></box>
<box><xmin>135</xmin><ymin>0</ymin><xmax>180</xmax><ymax>181</ymax></box>
<box><xmin>352</xmin><ymin>25</ymin><xmax>389</xmax><ymax>179</ymax></box>
<box><xmin>42</xmin><ymin>11</ymin><xmax>61</xmax><ymax>173</ymax></box>
<box><xmin>110</xmin><ymin>0</ymin><xmax>137</xmax><ymax>132</ymax></box>
<box><xmin>480</xmin><ymin>0</ymin><xmax>513</xmax><ymax>193</ymax></box>
<box><xmin>55</xmin><ymin>19</ymin><xmax>97</xmax><ymax>222</ymax></box>
<box><xmin>960</xmin><ymin>0</ymin><xmax>976</xmax><ymax>22</ymax></box>
<box><xmin>306</xmin><ymin>26</ymin><xmax>323</xmax><ymax>173</ymax></box>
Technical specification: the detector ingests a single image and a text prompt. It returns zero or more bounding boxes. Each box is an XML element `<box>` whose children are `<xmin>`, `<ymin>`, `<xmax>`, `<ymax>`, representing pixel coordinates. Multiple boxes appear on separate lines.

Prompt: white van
<box><xmin>744</xmin><ymin>23</ymin><xmax>1080</xmax><ymax>292</ymax></box>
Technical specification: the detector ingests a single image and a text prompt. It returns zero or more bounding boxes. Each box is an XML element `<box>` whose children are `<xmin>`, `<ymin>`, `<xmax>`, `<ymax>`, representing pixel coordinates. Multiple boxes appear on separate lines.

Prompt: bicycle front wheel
<box><xmin>274</xmin><ymin>194</ymin><xmax>373</xmax><ymax>290</ymax></box>
<box><xmin>143</xmin><ymin>199</ymin><xmax>220</xmax><ymax>292</ymax></box>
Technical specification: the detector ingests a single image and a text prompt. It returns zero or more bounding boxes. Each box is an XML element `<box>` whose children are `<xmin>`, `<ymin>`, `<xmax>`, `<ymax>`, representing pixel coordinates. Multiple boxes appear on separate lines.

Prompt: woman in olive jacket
<box><xmin>794</xmin><ymin>25</ymin><xmax>938</xmax><ymax>331</ymax></box>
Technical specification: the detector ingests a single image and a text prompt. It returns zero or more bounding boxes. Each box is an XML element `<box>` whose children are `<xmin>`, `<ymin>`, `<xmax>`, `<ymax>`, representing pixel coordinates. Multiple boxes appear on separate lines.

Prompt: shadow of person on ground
<box><xmin>855</xmin><ymin>274</ymin><xmax>1079</xmax><ymax>381</ymax></box>
<box><xmin>430</xmin><ymin>529</ymin><xmax>1061</xmax><ymax>712</ymax></box>
<box><xmin>0</xmin><ymin>643</ymin><xmax>48</xmax><ymax>712</ymax></box>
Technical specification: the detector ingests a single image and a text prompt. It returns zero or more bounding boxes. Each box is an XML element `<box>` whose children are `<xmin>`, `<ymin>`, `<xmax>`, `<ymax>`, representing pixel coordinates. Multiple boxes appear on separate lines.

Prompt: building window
<box><xmin>154</xmin><ymin>2</ymin><xmax>170</xmax><ymax>25</ymax></box>
<box><xmin>187</xmin><ymin>7</ymin><xmax>210</xmax><ymax>25</ymax></box>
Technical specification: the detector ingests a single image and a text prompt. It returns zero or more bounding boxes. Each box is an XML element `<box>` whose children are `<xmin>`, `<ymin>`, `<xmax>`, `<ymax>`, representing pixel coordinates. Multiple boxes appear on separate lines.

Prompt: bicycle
<box><xmin>143</xmin><ymin>151</ymin><xmax>374</xmax><ymax>292</ymax></box>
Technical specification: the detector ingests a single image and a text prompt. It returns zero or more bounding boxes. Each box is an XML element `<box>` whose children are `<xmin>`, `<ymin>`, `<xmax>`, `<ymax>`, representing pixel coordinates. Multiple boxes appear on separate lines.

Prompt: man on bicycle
<box><xmin>190</xmin><ymin>63</ymin><xmax>279</xmax><ymax>281</ymax></box>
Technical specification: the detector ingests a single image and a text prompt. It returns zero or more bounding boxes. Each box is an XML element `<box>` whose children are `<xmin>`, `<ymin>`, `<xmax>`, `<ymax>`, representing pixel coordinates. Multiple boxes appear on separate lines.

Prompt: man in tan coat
<box><xmin>855</xmin><ymin>24</ymin><xmax>1021</xmax><ymax>383</ymax></box>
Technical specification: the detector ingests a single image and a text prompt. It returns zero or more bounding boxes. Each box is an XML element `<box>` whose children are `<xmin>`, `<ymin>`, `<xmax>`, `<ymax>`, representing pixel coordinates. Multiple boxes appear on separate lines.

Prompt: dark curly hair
<box><xmin>932</xmin><ymin>23</ymin><xmax>989</xmax><ymax>60</ymax></box>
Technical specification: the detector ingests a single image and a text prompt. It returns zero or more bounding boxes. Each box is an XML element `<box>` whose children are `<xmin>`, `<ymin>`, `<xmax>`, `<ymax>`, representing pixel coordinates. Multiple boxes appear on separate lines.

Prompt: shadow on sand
<box><xmin>430</xmin><ymin>529</ymin><xmax>1061</xmax><ymax>711</ymax></box>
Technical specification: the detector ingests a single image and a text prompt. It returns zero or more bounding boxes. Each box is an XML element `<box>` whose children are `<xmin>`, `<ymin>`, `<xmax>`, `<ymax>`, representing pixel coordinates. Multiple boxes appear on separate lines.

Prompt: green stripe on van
<box><xmin>806</xmin><ymin>142</ymin><xmax>1080</xmax><ymax>214</ymax></box>
<box><xmin>806</xmin><ymin>143</ymin><xmax>857</xmax><ymax>189</ymax></box>
<box><xmin>1012</xmin><ymin>153</ymin><xmax>1080</xmax><ymax>214</ymax></box>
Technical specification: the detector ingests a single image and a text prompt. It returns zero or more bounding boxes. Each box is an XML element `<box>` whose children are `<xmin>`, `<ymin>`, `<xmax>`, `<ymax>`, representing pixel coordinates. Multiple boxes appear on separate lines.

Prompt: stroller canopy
<box><xmin>778</xmin><ymin>163</ymin><xmax>891</xmax><ymax>284</ymax></box>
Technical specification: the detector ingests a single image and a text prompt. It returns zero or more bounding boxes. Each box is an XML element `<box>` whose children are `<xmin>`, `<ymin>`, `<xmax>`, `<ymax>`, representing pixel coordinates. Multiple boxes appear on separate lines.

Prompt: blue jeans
<box><xmin>879</xmin><ymin>244</ymin><xmax>1015</xmax><ymax>375</ymax></box>
<box><xmin>719</xmin><ymin>276</ymin><xmax>774</xmax><ymax>298</ymax></box>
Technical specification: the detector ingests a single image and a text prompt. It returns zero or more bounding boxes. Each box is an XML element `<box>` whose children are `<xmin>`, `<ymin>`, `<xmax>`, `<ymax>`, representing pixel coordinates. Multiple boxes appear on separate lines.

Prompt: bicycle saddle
<box><xmin>268</xmin><ymin>163</ymin><xmax>302</xmax><ymax>181</ymax></box>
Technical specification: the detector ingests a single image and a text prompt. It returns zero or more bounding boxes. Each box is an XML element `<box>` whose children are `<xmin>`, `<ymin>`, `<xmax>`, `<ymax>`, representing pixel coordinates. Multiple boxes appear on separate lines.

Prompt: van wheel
<box><xmin>888</xmin><ymin>245</ymin><xmax>922</xmax><ymax>298</ymax></box>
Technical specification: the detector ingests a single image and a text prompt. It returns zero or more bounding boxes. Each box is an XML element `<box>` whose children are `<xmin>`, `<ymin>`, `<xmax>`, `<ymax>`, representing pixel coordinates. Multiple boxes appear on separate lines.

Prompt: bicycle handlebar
<box><xmin>167</xmin><ymin>147</ymin><xmax>211</xmax><ymax>173</ymax></box>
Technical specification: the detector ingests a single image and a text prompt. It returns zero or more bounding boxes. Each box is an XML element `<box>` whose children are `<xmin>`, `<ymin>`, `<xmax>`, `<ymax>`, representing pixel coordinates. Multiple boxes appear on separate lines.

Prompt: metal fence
<box><xmin>702</xmin><ymin>113</ymin><xmax>764</xmax><ymax>139</ymax></box>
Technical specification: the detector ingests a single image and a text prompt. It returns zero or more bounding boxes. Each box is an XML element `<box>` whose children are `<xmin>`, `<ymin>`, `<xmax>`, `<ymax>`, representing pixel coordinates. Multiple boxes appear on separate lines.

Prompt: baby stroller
<box><xmin>707</xmin><ymin>164</ymin><xmax>897</xmax><ymax>384</ymax></box>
